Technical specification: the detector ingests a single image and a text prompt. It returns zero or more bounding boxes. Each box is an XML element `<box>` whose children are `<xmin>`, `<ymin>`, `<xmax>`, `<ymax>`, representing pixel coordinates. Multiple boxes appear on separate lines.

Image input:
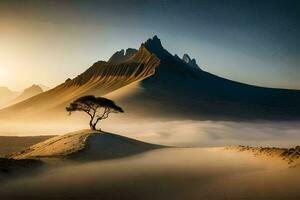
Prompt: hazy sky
<box><xmin>0</xmin><ymin>0</ymin><xmax>299</xmax><ymax>90</ymax></box>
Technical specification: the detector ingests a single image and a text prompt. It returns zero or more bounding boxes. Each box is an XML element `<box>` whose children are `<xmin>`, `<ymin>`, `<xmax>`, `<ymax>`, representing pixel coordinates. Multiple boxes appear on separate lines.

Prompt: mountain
<box><xmin>107</xmin><ymin>36</ymin><xmax>300</xmax><ymax>120</ymax></box>
<box><xmin>9</xmin><ymin>84</ymin><xmax>43</xmax><ymax>106</ymax></box>
<box><xmin>0</xmin><ymin>45</ymin><xmax>159</xmax><ymax>120</ymax></box>
<box><xmin>0</xmin><ymin>46</ymin><xmax>159</xmax><ymax>118</ymax></box>
<box><xmin>11</xmin><ymin>130</ymin><xmax>162</xmax><ymax>160</ymax></box>
<box><xmin>0</xmin><ymin>36</ymin><xmax>300</xmax><ymax>121</ymax></box>
<box><xmin>38</xmin><ymin>84</ymin><xmax>51</xmax><ymax>92</ymax></box>
<box><xmin>0</xmin><ymin>87</ymin><xmax>19</xmax><ymax>108</ymax></box>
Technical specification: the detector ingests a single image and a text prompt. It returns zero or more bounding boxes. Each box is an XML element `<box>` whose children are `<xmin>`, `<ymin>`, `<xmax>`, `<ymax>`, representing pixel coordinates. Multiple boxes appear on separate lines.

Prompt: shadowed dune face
<box><xmin>1</xmin><ymin>148</ymin><xmax>299</xmax><ymax>200</ymax></box>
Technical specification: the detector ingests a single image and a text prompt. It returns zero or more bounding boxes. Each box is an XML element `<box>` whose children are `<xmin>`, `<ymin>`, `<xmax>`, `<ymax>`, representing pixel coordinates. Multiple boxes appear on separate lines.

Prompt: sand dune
<box><xmin>11</xmin><ymin>130</ymin><xmax>162</xmax><ymax>160</ymax></box>
<box><xmin>1</xmin><ymin>129</ymin><xmax>299</xmax><ymax>199</ymax></box>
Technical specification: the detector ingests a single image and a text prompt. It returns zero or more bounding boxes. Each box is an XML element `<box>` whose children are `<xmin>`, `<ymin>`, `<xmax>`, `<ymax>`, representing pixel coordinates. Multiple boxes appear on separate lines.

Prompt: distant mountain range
<box><xmin>0</xmin><ymin>87</ymin><xmax>19</xmax><ymax>108</ymax></box>
<box><xmin>0</xmin><ymin>36</ymin><xmax>299</xmax><ymax>121</ymax></box>
<box><xmin>8</xmin><ymin>84</ymin><xmax>44</xmax><ymax>107</ymax></box>
<box><xmin>0</xmin><ymin>84</ymin><xmax>45</xmax><ymax>108</ymax></box>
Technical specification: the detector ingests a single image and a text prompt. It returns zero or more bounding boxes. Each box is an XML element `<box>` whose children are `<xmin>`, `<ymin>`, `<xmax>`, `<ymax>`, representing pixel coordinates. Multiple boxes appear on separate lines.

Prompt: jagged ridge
<box><xmin>0</xmin><ymin>45</ymin><xmax>160</xmax><ymax>116</ymax></box>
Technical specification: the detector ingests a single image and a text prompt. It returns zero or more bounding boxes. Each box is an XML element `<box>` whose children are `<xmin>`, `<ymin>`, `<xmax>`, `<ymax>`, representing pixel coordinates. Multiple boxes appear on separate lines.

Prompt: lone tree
<box><xmin>66</xmin><ymin>95</ymin><xmax>124</xmax><ymax>131</ymax></box>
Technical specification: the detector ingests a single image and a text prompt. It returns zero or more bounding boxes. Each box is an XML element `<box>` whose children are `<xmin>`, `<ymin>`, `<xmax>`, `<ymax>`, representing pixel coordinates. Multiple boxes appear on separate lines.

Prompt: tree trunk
<box><xmin>90</xmin><ymin>124</ymin><xmax>96</xmax><ymax>130</ymax></box>
<box><xmin>89</xmin><ymin>118</ymin><xmax>96</xmax><ymax>130</ymax></box>
<box><xmin>89</xmin><ymin>116</ymin><xmax>101</xmax><ymax>131</ymax></box>
<box><xmin>93</xmin><ymin>119</ymin><xmax>101</xmax><ymax>131</ymax></box>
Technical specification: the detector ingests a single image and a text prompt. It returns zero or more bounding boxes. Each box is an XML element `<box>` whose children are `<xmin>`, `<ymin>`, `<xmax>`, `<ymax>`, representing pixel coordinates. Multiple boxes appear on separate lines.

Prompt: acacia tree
<box><xmin>66</xmin><ymin>95</ymin><xmax>124</xmax><ymax>131</ymax></box>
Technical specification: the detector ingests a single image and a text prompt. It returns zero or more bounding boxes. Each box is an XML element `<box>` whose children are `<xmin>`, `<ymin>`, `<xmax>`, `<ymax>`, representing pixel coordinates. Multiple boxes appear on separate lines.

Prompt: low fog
<box><xmin>0</xmin><ymin>118</ymin><xmax>299</xmax><ymax>147</ymax></box>
<box><xmin>108</xmin><ymin>120</ymin><xmax>300</xmax><ymax>147</ymax></box>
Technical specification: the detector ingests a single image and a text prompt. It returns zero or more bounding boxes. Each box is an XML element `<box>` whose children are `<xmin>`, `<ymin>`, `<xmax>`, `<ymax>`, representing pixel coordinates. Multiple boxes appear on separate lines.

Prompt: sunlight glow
<box><xmin>0</xmin><ymin>67</ymin><xmax>6</xmax><ymax>77</ymax></box>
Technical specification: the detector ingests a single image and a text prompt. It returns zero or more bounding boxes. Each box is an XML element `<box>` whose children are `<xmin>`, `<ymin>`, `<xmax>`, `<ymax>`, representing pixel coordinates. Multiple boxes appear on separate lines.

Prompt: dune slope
<box><xmin>11</xmin><ymin>130</ymin><xmax>162</xmax><ymax>160</ymax></box>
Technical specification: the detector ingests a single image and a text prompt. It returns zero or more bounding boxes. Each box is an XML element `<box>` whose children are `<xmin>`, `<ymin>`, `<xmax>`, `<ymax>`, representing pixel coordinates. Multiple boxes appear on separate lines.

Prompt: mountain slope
<box><xmin>106</xmin><ymin>36</ymin><xmax>300</xmax><ymax>120</ymax></box>
<box><xmin>0</xmin><ymin>45</ymin><xmax>160</xmax><ymax>118</ymax></box>
<box><xmin>0</xmin><ymin>36</ymin><xmax>300</xmax><ymax>121</ymax></box>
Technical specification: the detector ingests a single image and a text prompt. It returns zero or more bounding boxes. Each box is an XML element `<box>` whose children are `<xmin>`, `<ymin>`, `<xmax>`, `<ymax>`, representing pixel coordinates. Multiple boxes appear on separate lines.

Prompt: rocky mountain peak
<box><xmin>182</xmin><ymin>54</ymin><xmax>199</xmax><ymax>69</ymax></box>
<box><xmin>144</xmin><ymin>35</ymin><xmax>162</xmax><ymax>48</ymax></box>
<box><xmin>182</xmin><ymin>54</ymin><xmax>192</xmax><ymax>63</ymax></box>
<box><xmin>108</xmin><ymin>48</ymin><xmax>137</xmax><ymax>64</ymax></box>
<box><xmin>143</xmin><ymin>35</ymin><xmax>170</xmax><ymax>58</ymax></box>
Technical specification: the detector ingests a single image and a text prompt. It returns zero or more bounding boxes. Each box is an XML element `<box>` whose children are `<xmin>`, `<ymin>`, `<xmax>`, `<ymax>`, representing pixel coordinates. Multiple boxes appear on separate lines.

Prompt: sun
<box><xmin>0</xmin><ymin>67</ymin><xmax>3</xmax><ymax>76</ymax></box>
<box><xmin>0</xmin><ymin>67</ymin><xmax>6</xmax><ymax>77</ymax></box>
<box><xmin>0</xmin><ymin>67</ymin><xmax>8</xmax><ymax>84</ymax></box>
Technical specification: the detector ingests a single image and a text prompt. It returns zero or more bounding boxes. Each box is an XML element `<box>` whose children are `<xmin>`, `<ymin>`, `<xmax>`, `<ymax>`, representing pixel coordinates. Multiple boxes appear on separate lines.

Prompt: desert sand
<box><xmin>226</xmin><ymin>145</ymin><xmax>300</xmax><ymax>167</ymax></box>
<box><xmin>0</xmin><ymin>130</ymin><xmax>299</xmax><ymax>200</ymax></box>
<box><xmin>1</xmin><ymin>145</ymin><xmax>299</xmax><ymax>200</ymax></box>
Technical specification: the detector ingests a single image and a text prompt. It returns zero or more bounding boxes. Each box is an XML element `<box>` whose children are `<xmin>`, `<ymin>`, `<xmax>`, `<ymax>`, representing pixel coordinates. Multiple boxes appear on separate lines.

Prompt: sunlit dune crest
<box><xmin>11</xmin><ymin>129</ymin><xmax>162</xmax><ymax>161</ymax></box>
<box><xmin>226</xmin><ymin>145</ymin><xmax>300</xmax><ymax>167</ymax></box>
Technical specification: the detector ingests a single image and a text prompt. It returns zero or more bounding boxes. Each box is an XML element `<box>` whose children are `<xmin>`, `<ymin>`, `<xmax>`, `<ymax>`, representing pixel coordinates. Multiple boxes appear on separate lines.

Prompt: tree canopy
<box><xmin>66</xmin><ymin>95</ymin><xmax>124</xmax><ymax>131</ymax></box>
